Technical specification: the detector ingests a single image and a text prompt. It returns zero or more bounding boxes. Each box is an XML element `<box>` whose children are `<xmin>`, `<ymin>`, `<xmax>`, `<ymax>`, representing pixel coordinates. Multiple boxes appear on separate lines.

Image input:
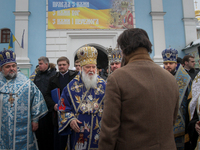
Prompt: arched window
<box><xmin>1</xmin><ymin>29</ymin><xmax>10</xmax><ymax>43</ymax></box>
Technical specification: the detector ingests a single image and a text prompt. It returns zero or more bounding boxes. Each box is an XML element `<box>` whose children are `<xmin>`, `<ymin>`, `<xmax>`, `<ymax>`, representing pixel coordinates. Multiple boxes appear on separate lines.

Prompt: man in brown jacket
<box><xmin>98</xmin><ymin>28</ymin><xmax>179</xmax><ymax>150</ymax></box>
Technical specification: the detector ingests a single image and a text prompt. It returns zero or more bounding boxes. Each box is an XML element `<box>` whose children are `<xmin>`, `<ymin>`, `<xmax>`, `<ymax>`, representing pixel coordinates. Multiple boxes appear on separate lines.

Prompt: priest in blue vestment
<box><xmin>0</xmin><ymin>49</ymin><xmax>48</xmax><ymax>150</ymax></box>
<box><xmin>162</xmin><ymin>48</ymin><xmax>192</xmax><ymax>150</ymax></box>
<box><xmin>58</xmin><ymin>45</ymin><xmax>106</xmax><ymax>150</ymax></box>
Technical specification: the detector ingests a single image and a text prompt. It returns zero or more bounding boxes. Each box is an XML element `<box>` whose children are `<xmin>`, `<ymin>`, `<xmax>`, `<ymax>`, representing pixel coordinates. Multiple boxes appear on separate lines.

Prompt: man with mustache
<box><xmin>57</xmin><ymin>45</ymin><xmax>106</xmax><ymax>150</ymax></box>
<box><xmin>110</xmin><ymin>47</ymin><xmax>122</xmax><ymax>73</ymax></box>
<box><xmin>0</xmin><ymin>49</ymin><xmax>48</xmax><ymax>149</ymax></box>
<box><xmin>162</xmin><ymin>48</ymin><xmax>192</xmax><ymax>150</ymax></box>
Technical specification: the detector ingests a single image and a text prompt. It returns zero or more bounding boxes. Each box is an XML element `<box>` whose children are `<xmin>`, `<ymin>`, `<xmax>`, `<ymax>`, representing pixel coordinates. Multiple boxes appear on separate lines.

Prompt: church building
<box><xmin>0</xmin><ymin>0</ymin><xmax>197</xmax><ymax>76</ymax></box>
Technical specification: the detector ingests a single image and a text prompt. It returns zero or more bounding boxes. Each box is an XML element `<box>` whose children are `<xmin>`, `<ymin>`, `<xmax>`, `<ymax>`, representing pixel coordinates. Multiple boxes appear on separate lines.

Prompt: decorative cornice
<box><xmin>67</xmin><ymin>31</ymin><xmax>119</xmax><ymax>39</ymax></box>
<box><xmin>13</xmin><ymin>11</ymin><xmax>31</xmax><ymax>16</ymax></box>
<box><xmin>150</xmin><ymin>11</ymin><xmax>166</xmax><ymax>16</ymax></box>
<box><xmin>182</xmin><ymin>18</ymin><xmax>197</xmax><ymax>22</ymax></box>
<box><xmin>67</xmin><ymin>31</ymin><xmax>119</xmax><ymax>34</ymax></box>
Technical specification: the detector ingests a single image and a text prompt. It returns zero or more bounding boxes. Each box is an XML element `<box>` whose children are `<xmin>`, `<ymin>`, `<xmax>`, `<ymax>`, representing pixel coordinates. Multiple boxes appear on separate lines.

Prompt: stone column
<box><xmin>13</xmin><ymin>0</ymin><xmax>32</xmax><ymax>77</ymax></box>
<box><xmin>150</xmin><ymin>0</ymin><xmax>166</xmax><ymax>65</ymax></box>
<box><xmin>182</xmin><ymin>0</ymin><xmax>197</xmax><ymax>45</ymax></box>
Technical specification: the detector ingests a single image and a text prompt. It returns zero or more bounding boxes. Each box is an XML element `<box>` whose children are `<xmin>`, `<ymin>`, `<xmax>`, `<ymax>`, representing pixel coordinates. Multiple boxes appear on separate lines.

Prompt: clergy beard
<box><xmin>82</xmin><ymin>70</ymin><xmax>97</xmax><ymax>90</ymax></box>
<box><xmin>165</xmin><ymin>67</ymin><xmax>176</xmax><ymax>75</ymax></box>
<box><xmin>121</xmin><ymin>9</ymin><xmax>127</xmax><ymax>16</ymax></box>
<box><xmin>170</xmin><ymin>69</ymin><xmax>176</xmax><ymax>76</ymax></box>
<box><xmin>2</xmin><ymin>70</ymin><xmax>17</xmax><ymax>80</ymax></box>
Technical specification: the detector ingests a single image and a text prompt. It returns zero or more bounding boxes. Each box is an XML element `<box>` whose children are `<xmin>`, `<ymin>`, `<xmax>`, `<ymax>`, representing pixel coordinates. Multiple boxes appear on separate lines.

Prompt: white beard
<box><xmin>82</xmin><ymin>69</ymin><xmax>97</xmax><ymax>90</ymax></box>
<box><xmin>121</xmin><ymin>9</ymin><xmax>127</xmax><ymax>16</ymax></box>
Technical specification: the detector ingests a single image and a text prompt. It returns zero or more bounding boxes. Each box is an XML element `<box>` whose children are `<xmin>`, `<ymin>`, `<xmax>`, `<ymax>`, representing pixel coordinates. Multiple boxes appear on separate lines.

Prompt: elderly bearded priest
<box><xmin>0</xmin><ymin>49</ymin><xmax>48</xmax><ymax>150</ymax></box>
<box><xmin>57</xmin><ymin>46</ymin><xmax>106</xmax><ymax>150</ymax></box>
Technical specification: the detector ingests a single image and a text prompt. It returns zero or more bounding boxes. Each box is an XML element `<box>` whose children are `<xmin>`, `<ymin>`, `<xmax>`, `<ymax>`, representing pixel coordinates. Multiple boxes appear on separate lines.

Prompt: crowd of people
<box><xmin>1</xmin><ymin>28</ymin><xmax>200</xmax><ymax>150</ymax></box>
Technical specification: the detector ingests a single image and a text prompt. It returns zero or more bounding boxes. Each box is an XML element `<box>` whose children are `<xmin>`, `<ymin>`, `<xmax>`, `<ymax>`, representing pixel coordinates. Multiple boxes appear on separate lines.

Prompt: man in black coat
<box><xmin>183</xmin><ymin>55</ymin><xmax>199</xmax><ymax>80</ymax></box>
<box><xmin>44</xmin><ymin>56</ymin><xmax>78</xmax><ymax>150</ymax></box>
<box><xmin>34</xmin><ymin>56</ymin><xmax>56</xmax><ymax>150</ymax></box>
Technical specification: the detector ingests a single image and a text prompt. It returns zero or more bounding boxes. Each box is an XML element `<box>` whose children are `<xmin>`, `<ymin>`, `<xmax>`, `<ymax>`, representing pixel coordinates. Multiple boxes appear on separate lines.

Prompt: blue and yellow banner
<box><xmin>8</xmin><ymin>32</ymin><xmax>16</xmax><ymax>49</ymax></box>
<box><xmin>48</xmin><ymin>0</ymin><xmax>134</xmax><ymax>29</ymax></box>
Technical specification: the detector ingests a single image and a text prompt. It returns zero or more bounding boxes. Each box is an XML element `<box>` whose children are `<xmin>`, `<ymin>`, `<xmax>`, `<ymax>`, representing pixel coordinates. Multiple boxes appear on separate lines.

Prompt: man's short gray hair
<box><xmin>38</xmin><ymin>56</ymin><xmax>49</xmax><ymax>64</ymax></box>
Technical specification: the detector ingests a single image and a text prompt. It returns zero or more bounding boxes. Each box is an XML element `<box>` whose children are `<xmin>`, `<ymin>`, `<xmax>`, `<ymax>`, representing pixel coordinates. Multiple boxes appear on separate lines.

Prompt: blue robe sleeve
<box><xmin>58</xmin><ymin>85</ymin><xmax>76</xmax><ymax>134</ymax></box>
<box><xmin>30</xmin><ymin>81</ymin><xmax>48</xmax><ymax>123</ymax></box>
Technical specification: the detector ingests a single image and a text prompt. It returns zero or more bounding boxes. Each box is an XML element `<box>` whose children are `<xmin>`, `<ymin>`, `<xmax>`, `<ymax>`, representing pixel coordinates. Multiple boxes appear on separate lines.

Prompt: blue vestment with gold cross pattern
<box><xmin>173</xmin><ymin>64</ymin><xmax>191</xmax><ymax>149</ymax></box>
<box><xmin>0</xmin><ymin>72</ymin><xmax>48</xmax><ymax>150</ymax></box>
<box><xmin>58</xmin><ymin>73</ymin><xmax>106</xmax><ymax>150</ymax></box>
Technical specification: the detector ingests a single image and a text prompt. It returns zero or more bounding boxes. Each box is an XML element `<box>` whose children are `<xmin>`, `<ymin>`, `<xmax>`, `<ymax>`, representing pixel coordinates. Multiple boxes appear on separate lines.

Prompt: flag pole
<box><xmin>15</xmin><ymin>38</ymin><xmax>22</xmax><ymax>48</ymax></box>
<box><xmin>21</xmin><ymin>29</ymin><xmax>25</xmax><ymax>49</ymax></box>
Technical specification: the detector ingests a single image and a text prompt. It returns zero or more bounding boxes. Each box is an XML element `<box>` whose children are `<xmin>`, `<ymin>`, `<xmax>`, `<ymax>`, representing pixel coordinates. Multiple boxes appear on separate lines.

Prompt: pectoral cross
<box><xmin>8</xmin><ymin>93</ymin><xmax>15</xmax><ymax>107</ymax></box>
